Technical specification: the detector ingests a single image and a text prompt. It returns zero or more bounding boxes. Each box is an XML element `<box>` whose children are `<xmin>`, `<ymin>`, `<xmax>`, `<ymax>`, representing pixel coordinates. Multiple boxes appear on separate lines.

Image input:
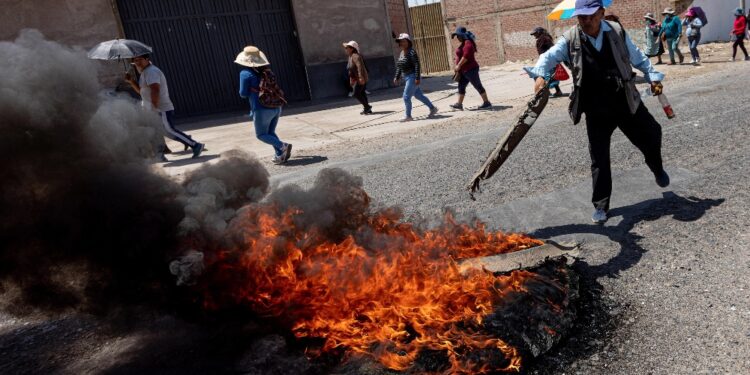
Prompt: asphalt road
<box><xmin>1</xmin><ymin>59</ymin><xmax>748</xmax><ymax>374</ymax></box>
<box><xmin>265</xmin><ymin>64</ymin><xmax>750</xmax><ymax>374</ymax></box>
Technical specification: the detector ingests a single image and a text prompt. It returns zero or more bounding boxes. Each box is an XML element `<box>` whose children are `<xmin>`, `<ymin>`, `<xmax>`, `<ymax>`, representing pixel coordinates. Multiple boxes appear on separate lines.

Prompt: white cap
<box><xmin>342</xmin><ymin>40</ymin><xmax>360</xmax><ymax>52</ymax></box>
<box><xmin>395</xmin><ymin>33</ymin><xmax>411</xmax><ymax>41</ymax></box>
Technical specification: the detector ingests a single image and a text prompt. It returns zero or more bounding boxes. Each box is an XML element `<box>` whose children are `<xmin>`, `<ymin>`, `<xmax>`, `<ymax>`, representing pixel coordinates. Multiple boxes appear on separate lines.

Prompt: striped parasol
<box><xmin>547</xmin><ymin>0</ymin><xmax>613</xmax><ymax>20</ymax></box>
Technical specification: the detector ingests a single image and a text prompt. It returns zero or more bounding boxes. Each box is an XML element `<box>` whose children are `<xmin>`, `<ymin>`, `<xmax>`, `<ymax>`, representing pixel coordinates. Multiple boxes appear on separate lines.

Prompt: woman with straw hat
<box><xmin>659</xmin><ymin>7</ymin><xmax>684</xmax><ymax>65</ymax></box>
<box><xmin>644</xmin><ymin>13</ymin><xmax>665</xmax><ymax>65</ymax></box>
<box><xmin>236</xmin><ymin>46</ymin><xmax>292</xmax><ymax>164</ymax></box>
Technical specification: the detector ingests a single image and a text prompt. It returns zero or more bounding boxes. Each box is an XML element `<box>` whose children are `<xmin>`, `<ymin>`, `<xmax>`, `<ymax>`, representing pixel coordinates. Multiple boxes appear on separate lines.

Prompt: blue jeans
<box><xmin>688</xmin><ymin>34</ymin><xmax>701</xmax><ymax>61</ymax></box>
<box><xmin>253</xmin><ymin>107</ymin><xmax>284</xmax><ymax>156</ymax></box>
<box><xmin>402</xmin><ymin>73</ymin><xmax>434</xmax><ymax>118</ymax></box>
<box><xmin>666</xmin><ymin>37</ymin><xmax>683</xmax><ymax>63</ymax></box>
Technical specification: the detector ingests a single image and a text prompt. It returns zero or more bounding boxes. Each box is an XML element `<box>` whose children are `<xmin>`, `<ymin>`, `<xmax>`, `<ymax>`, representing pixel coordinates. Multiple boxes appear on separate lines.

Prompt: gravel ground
<box><xmin>1</xmin><ymin>44</ymin><xmax>748</xmax><ymax>374</ymax></box>
<box><xmin>266</xmin><ymin>50</ymin><xmax>750</xmax><ymax>374</ymax></box>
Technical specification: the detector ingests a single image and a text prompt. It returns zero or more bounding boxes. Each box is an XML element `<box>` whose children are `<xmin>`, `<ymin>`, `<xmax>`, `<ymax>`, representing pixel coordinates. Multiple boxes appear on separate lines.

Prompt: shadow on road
<box><xmin>284</xmin><ymin>155</ymin><xmax>329</xmax><ymax>167</ymax></box>
<box><xmin>164</xmin><ymin>154</ymin><xmax>221</xmax><ymax>167</ymax></box>
<box><xmin>526</xmin><ymin>192</ymin><xmax>725</xmax><ymax>374</ymax></box>
<box><xmin>530</xmin><ymin>192</ymin><xmax>725</xmax><ymax>280</ymax></box>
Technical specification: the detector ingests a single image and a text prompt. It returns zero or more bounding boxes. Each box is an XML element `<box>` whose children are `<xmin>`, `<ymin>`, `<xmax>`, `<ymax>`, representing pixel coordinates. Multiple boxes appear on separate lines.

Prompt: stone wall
<box><xmin>291</xmin><ymin>0</ymin><xmax>396</xmax><ymax>99</ymax></box>
<box><xmin>0</xmin><ymin>0</ymin><xmax>123</xmax><ymax>83</ymax></box>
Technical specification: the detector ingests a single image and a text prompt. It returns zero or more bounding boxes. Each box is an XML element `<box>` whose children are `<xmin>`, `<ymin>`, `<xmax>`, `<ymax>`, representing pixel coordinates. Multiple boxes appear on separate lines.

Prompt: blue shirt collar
<box><xmin>583</xmin><ymin>20</ymin><xmax>611</xmax><ymax>42</ymax></box>
<box><xmin>582</xmin><ymin>20</ymin><xmax>612</xmax><ymax>51</ymax></box>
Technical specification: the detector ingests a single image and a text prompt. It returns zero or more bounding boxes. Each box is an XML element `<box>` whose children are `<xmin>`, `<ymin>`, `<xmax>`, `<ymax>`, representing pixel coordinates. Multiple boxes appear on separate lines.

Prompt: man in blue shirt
<box><xmin>529</xmin><ymin>0</ymin><xmax>670</xmax><ymax>224</ymax></box>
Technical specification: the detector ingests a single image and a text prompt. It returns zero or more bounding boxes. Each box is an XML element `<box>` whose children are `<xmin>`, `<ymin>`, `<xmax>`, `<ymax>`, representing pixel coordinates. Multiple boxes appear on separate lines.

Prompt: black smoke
<box><xmin>0</xmin><ymin>30</ymin><xmax>270</xmax><ymax>314</ymax></box>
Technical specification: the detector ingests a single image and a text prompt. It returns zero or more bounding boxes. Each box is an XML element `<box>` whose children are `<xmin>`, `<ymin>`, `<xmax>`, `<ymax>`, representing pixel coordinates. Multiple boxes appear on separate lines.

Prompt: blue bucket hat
<box><xmin>451</xmin><ymin>26</ymin><xmax>469</xmax><ymax>39</ymax></box>
<box><xmin>735</xmin><ymin>7</ymin><xmax>744</xmax><ymax>16</ymax></box>
<box><xmin>571</xmin><ymin>0</ymin><xmax>603</xmax><ymax>17</ymax></box>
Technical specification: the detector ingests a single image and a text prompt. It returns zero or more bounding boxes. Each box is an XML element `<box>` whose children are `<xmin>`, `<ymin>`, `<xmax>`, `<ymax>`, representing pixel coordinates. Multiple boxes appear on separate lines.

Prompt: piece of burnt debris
<box><xmin>233</xmin><ymin>256</ymin><xmax>579</xmax><ymax>375</ymax></box>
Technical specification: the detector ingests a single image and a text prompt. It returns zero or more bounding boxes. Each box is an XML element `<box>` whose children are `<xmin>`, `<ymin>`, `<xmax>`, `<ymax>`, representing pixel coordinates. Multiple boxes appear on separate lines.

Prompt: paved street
<box><xmin>1</xmin><ymin>42</ymin><xmax>748</xmax><ymax>374</ymax></box>
<box><xmin>256</xmin><ymin>44</ymin><xmax>750</xmax><ymax>374</ymax></box>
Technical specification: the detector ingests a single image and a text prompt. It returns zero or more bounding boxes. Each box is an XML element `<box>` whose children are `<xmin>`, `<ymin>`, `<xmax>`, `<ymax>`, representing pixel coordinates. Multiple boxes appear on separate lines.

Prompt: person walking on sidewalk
<box><xmin>528</xmin><ymin>0</ymin><xmax>670</xmax><ymax>225</ymax></box>
<box><xmin>730</xmin><ymin>8</ymin><xmax>749</xmax><ymax>61</ymax></box>
<box><xmin>343</xmin><ymin>41</ymin><xmax>372</xmax><ymax>115</ymax></box>
<box><xmin>393</xmin><ymin>33</ymin><xmax>438</xmax><ymax>122</ymax></box>
<box><xmin>125</xmin><ymin>54</ymin><xmax>204</xmax><ymax>160</ymax></box>
<box><xmin>644</xmin><ymin>13</ymin><xmax>665</xmax><ymax>65</ymax></box>
<box><xmin>449</xmin><ymin>27</ymin><xmax>492</xmax><ymax>111</ymax></box>
<box><xmin>682</xmin><ymin>9</ymin><xmax>704</xmax><ymax>65</ymax></box>
<box><xmin>659</xmin><ymin>8</ymin><xmax>684</xmax><ymax>65</ymax></box>
<box><xmin>235</xmin><ymin>46</ymin><xmax>292</xmax><ymax>164</ymax></box>
<box><xmin>531</xmin><ymin>27</ymin><xmax>566</xmax><ymax>97</ymax></box>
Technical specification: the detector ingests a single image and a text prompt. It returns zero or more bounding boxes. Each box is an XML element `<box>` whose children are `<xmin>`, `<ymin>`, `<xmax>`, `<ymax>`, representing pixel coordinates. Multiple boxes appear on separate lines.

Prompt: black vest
<box><xmin>579</xmin><ymin>34</ymin><xmax>629</xmax><ymax>114</ymax></box>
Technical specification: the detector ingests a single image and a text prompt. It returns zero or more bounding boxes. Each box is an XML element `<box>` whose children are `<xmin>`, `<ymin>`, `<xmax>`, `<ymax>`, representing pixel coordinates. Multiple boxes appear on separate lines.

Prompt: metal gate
<box><xmin>116</xmin><ymin>0</ymin><xmax>309</xmax><ymax>117</ymax></box>
<box><xmin>409</xmin><ymin>3</ymin><xmax>450</xmax><ymax>74</ymax></box>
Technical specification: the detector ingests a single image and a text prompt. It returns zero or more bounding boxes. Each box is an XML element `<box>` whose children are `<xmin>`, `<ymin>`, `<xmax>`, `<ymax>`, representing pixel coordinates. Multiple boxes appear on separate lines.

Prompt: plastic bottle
<box><xmin>641</xmin><ymin>87</ymin><xmax>675</xmax><ymax>119</ymax></box>
<box><xmin>657</xmin><ymin>94</ymin><xmax>675</xmax><ymax>119</ymax></box>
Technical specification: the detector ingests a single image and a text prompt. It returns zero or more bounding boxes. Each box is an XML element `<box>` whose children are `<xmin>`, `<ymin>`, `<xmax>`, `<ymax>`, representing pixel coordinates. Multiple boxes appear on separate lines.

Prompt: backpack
<box><xmin>254</xmin><ymin>69</ymin><xmax>287</xmax><ymax>109</ymax></box>
<box><xmin>690</xmin><ymin>7</ymin><xmax>708</xmax><ymax>26</ymax></box>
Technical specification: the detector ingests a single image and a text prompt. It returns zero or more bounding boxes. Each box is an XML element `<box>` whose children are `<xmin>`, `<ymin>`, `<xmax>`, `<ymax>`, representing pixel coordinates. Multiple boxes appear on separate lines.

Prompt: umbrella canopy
<box><xmin>547</xmin><ymin>0</ymin><xmax>613</xmax><ymax>21</ymax></box>
<box><xmin>87</xmin><ymin>39</ymin><xmax>152</xmax><ymax>60</ymax></box>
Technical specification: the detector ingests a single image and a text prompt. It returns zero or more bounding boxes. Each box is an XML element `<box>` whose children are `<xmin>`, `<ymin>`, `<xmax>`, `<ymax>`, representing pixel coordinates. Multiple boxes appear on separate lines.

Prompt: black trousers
<box><xmin>585</xmin><ymin>102</ymin><xmax>664</xmax><ymax>211</ymax></box>
<box><xmin>353</xmin><ymin>83</ymin><xmax>370</xmax><ymax>109</ymax></box>
<box><xmin>733</xmin><ymin>34</ymin><xmax>749</xmax><ymax>58</ymax></box>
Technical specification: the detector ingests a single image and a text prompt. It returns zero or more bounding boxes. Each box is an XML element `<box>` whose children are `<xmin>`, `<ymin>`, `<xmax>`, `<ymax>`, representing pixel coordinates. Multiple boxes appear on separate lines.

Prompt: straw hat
<box><xmin>644</xmin><ymin>13</ymin><xmax>656</xmax><ymax>22</ymax></box>
<box><xmin>662</xmin><ymin>7</ymin><xmax>676</xmax><ymax>15</ymax></box>
<box><xmin>342</xmin><ymin>40</ymin><xmax>360</xmax><ymax>52</ymax></box>
<box><xmin>234</xmin><ymin>46</ymin><xmax>269</xmax><ymax>68</ymax></box>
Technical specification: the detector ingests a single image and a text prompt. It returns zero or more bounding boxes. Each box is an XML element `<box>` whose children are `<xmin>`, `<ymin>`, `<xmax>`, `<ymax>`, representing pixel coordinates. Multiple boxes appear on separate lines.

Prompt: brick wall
<box><xmin>442</xmin><ymin>0</ymin><xmax>688</xmax><ymax>65</ymax></box>
<box><xmin>386</xmin><ymin>0</ymin><xmax>412</xmax><ymax>59</ymax></box>
<box><xmin>386</xmin><ymin>0</ymin><xmax>411</xmax><ymax>36</ymax></box>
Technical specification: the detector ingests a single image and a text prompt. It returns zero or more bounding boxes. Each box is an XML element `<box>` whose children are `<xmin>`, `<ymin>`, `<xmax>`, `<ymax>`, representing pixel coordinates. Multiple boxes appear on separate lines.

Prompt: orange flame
<box><xmin>199</xmin><ymin>203</ymin><xmax>544</xmax><ymax>373</ymax></box>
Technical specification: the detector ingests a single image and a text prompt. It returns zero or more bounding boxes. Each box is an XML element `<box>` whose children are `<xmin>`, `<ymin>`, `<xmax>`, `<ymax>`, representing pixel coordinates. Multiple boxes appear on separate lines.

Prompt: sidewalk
<box><xmin>161</xmin><ymin>62</ymin><xmax>558</xmax><ymax>177</ymax></box>
<box><xmin>160</xmin><ymin>41</ymin><xmax>737</xmax><ymax>178</ymax></box>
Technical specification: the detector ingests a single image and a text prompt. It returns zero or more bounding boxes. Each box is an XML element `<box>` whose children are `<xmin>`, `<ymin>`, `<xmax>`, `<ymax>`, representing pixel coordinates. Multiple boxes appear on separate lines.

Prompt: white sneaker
<box><xmin>428</xmin><ymin>106</ymin><xmax>439</xmax><ymax>117</ymax></box>
<box><xmin>591</xmin><ymin>209</ymin><xmax>608</xmax><ymax>224</ymax></box>
<box><xmin>400</xmin><ymin>117</ymin><xmax>413</xmax><ymax>122</ymax></box>
<box><xmin>271</xmin><ymin>155</ymin><xmax>285</xmax><ymax>165</ymax></box>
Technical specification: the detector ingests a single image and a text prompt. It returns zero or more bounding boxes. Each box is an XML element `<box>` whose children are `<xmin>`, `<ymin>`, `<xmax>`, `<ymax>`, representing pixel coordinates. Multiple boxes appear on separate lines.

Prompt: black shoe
<box><xmin>552</xmin><ymin>90</ymin><xmax>566</xmax><ymax>97</ymax></box>
<box><xmin>449</xmin><ymin>103</ymin><xmax>464</xmax><ymax>111</ymax></box>
<box><xmin>191</xmin><ymin>143</ymin><xmax>204</xmax><ymax>159</ymax></box>
<box><xmin>282</xmin><ymin>143</ymin><xmax>293</xmax><ymax>162</ymax></box>
<box><xmin>477</xmin><ymin>102</ymin><xmax>492</xmax><ymax>110</ymax></box>
<box><xmin>163</xmin><ymin>145</ymin><xmax>173</xmax><ymax>154</ymax></box>
<box><xmin>655</xmin><ymin>170</ymin><xmax>670</xmax><ymax>188</ymax></box>
<box><xmin>360</xmin><ymin>106</ymin><xmax>373</xmax><ymax>115</ymax></box>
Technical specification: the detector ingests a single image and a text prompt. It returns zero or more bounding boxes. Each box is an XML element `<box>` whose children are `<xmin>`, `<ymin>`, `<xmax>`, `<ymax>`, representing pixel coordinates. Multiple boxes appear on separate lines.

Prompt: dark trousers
<box><xmin>585</xmin><ymin>103</ymin><xmax>664</xmax><ymax>211</ymax></box>
<box><xmin>353</xmin><ymin>83</ymin><xmax>370</xmax><ymax>109</ymax></box>
<box><xmin>457</xmin><ymin>66</ymin><xmax>486</xmax><ymax>95</ymax></box>
<box><xmin>733</xmin><ymin>34</ymin><xmax>748</xmax><ymax>58</ymax></box>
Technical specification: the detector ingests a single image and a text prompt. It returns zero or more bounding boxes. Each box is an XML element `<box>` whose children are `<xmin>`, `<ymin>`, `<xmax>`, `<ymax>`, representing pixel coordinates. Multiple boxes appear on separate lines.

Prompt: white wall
<box><xmin>692</xmin><ymin>0</ymin><xmax>739</xmax><ymax>43</ymax></box>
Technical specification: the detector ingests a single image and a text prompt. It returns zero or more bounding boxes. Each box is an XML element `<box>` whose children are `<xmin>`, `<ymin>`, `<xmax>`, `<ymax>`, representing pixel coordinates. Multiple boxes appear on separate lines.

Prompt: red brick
<box><xmin>442</xmin><ymin>0</ymin><xmax>693</xmax><ymax>64</ymax></box>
